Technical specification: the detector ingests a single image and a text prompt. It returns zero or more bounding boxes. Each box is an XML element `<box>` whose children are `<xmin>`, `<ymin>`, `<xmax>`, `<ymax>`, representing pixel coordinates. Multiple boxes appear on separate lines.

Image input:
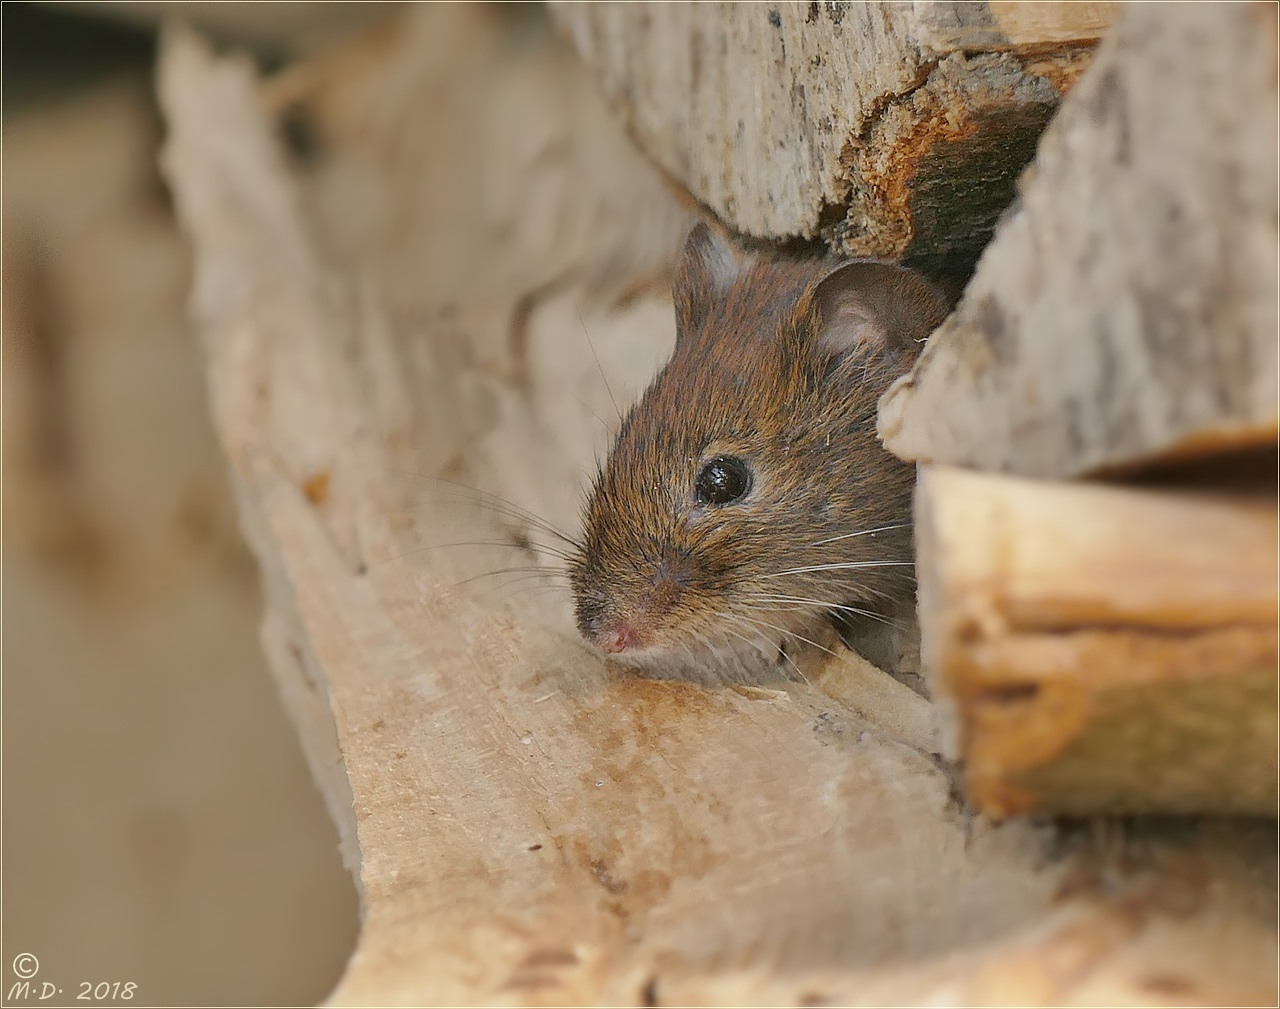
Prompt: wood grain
<box><xmin>551</xmin><ymin>2</ymin><xmax>1115</xmax><ymax>270</ymax></box>
<box><xmin>157</xmin><ymin>7</ymin><xmax>1278</xmax><ymax>1004</ymax></box>
<box><xmin>915</xmin><ymin>465</ymin><xmax>1279</xmax><ymax>818</ymax></box>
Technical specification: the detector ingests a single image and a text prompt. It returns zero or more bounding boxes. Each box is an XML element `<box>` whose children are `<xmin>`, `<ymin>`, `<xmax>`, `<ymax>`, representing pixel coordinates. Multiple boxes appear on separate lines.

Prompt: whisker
<box><xmin>759</xmin><ymin>634</ymin><xmax>813</xmax><ymax>688</ymax></box>
<box><xmin>572</xmin><ymin>393</ymin><xmax>612</xmax><ymax>433</ymax></box>
<box><xmin>810</xmin><ymin>522</ymin><xmax>911</xmax><ymax>547</ymax></box>
<box><xmin>757</xmin><ymin>560</ymin><xmax>916</xmax><ymax>579</ymax></box>
<box><xmin>719</xmin><ymin>616</ymin><xmax>813</xmax><ymax>689</ymax></box>
<box><xmin>380</xmin><ymin>469</ymin><xmax>584</xmax><ymax>550</ymax></box>
<box><xmin>728</xmin><ymin>611</ymin><xmax>842</xmax><ymax>660</ymax></box>
<box><xmin>853</xmin><ymin>583</ymin><xmax>900</xmax><ymax>604</ymax></box>
<box><xmin>737</xmin><ymin>594</ymin><xmax>910</xmax><ymax>631</ymax></box>
<box><xmin>719</xmin><ymin>625</ymin><xmax>773</xmax><ymax>666</ymax></box>
<box><xmin>829</xmin><ymin>605</ymin><xmax>908</xmax><ymax>631</ymax></box>
<box><xmin>391</xmin><ymin>499</ymin><xmax>581</xmax><ymax>557</ymax></box>
<box><xmin>692</xmin><ymin>628</ymin><xmax>738</xmax><ymax>682</ymax></box>
<box><xmin>739</xmin><ymin>592</ymin><xmax>866</xmax><ymax>610</ymax></box>
<box><xmin>694</xmin><ymin>627</ymin><xmax>750</xmax><ymax>685</ymax></box>
<box><xmin>387</xmin><ymin>539</ymin><xmax>577</xmax><ymax>564</ymax></box>
<box><xmin>575</xmin><ymin>304</ymin><xmax>622</xmax><ymax>422</ymax></box>
<box><xmin>480</xmin><ymin>578</ymin><xmax>572</xmax><ymax>602</ymax></box>
<box><xmin>457</xmin><ymin>565</ymin><xmax>566</xmax><ymax>586</ymax></box>
<box><xmin>474</xmin><ymin>573</ymin><xmax>556</xmax><ymax>597</ymax></box>
<box><xmin>474</xmin><ymin>566</ymin><xmax>573</xmax><ymax>596</ymax></box>
<box><xmin>507</xmin><ymin>581</ymin><xmax>572</xmax><ymax>598</ymax></box>
<box><xmin>427</xmin><ymin>494</ymin><xmax>583</xmax><ymax>552</ymax></box>
<box><xmin>679</xmin><ymin>641</ymin><xmax>701</xmax><ymax>669</ymax></box>
<box><xmin>754</xmin><ymin>579</ymin><xmax>903</xmax><ymax>606</ymax></box>
<box><xmin>743</xmin><ymin>583</ymin><xmax>901</xmax><ymax>607</ymax></box>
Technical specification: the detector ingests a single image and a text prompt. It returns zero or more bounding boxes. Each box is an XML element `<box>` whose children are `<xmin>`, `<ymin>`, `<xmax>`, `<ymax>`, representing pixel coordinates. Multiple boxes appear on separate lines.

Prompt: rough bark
<box><xmin>157</xmin><ymin>7</ymin><xmax>1276</xmax><ymax>1005</ymax></box>
<box><xmin>916</xmin><ymin>465</ymin><xmax>1279</xmax><ymax>818</ymax></box>
<box><xmin>880</xmin><ymin>3</ymin><xmax>1279</xmax><ymax>477</ymax></box>
<box><xmin>551</xmin><ymin>1</ymin><xmax>1116</xmax><ymax>273</ymax></box>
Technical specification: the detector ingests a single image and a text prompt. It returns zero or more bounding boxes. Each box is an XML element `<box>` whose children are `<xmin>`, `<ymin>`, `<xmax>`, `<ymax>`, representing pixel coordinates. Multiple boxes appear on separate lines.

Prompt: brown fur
<box><xmin>570</xmin><ymin>223</ymin><xmax>949</xmax><ymax>667</ymax></box>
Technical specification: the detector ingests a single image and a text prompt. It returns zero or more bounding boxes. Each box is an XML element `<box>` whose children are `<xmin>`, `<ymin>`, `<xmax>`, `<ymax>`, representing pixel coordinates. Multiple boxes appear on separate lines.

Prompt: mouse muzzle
<box><xmin>598</xmin><ymin>623</ymin><xmax>641</xmax><ymax>654</ymax></box>
<box><xmin>574</xmin><ymin>565</ymin><xmax>687</xmax><ymax>657</ymax></box>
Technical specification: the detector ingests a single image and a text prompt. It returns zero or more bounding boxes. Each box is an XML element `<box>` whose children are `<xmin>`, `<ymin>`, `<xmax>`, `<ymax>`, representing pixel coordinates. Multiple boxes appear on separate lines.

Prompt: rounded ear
<box><xmin>809</xmin><ymin>260</ymin><xmax>951</xmax><ymax>367</ymax></box>
<box><xmin>672</xmin><ymin>221</ymin><xmax>755</xmax><ymax>343</ymax></box>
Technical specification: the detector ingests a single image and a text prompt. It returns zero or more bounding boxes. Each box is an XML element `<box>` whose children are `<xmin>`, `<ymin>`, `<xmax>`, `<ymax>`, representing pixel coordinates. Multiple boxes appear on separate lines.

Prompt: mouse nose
<box><xmin>600</xmin><ymin>623</ymin><xmax>640</xmax><ymax>654</ymax></box>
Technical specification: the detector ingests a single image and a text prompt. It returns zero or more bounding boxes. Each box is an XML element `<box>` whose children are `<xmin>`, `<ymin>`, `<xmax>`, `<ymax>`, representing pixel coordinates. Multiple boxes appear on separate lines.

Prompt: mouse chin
<box><xmin>592</xmin><ymin>614</ymin><xmax>801</xmax><ymax>675</ymax></box>
<box><xmin>588</xmin><ymin>615</ymin><xmax>702</xmax><ymax>669</ymax></box>
<box><xmin>598</xmin><ymin>629</ymin><xmax>801</xmax><ymax>686</ymax></box>
<box><xmin>588</xmin><ymin>604</ymin><xmax>830</xmax><ymax>678</ymax></box>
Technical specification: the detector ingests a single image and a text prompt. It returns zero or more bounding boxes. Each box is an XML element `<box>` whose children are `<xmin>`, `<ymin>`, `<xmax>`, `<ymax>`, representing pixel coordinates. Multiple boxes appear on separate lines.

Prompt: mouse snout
<box><xmin>591</xmin><ymin>609</ymin><xmax>658</xmax><ymax>655</ymax></box>
<box><xmin>599</xmin><ymin>623</ymin><xmax>641</xmax><ymax>654</ymax></box>
<box><xmin>576</xmin><ymin>564</ymin><xmax>687</xmax><ymax>656</ymax></box>
<box><xmin>573</xmin><ymin>594</ymin><xmax>641</xmax><ymax>653</ymax></box>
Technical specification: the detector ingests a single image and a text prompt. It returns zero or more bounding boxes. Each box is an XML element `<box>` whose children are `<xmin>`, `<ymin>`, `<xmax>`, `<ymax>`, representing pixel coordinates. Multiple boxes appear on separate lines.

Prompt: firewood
<box><xmin>880</xmin><ymin>3</ymin><xmax>1279</xmax><ymax>476</ymax></box>
<box><xmin>915</xmin><ymin>465</ymin><xmax>1279</xmax><ymax>818</ymax></box>
<box><xmin>156</xmin><ymin>8</ymin><xmax>1277</xmax><ymax>1004</ymax></box>
<box><xmin>551</xmin><ymin>1</ymin><xmax>1116</xmax><ymax>270</ymax></box>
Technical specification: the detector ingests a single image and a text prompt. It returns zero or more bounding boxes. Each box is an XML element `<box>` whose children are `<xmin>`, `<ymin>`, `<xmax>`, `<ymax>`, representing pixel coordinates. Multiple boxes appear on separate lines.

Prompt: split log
<box><xmin>916</xmin><ymin>465</ymin><xmax>1279</xmax><ymax>818</ymax></box>
<box><xmin>551</xmin><ymin>2</ymin><xmax>1116</xmax><ymax>272</ymax></box>
<box><xmin>157</xmin><ymin>6</ymin><xmax>1278</xmax><ymax>1004</ymax></box>
<box><xmin>880</xmin><ymin>3</ymin><xmax>1280</xmax><ymax>477</ymax></box>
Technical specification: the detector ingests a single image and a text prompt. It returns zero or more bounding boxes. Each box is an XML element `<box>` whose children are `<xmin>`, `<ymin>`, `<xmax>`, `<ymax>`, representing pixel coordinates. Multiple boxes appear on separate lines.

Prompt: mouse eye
<box><xmin>694</xmin><ymin>455</ymin><xmax>752</xmax><ymax>506</ymax></box>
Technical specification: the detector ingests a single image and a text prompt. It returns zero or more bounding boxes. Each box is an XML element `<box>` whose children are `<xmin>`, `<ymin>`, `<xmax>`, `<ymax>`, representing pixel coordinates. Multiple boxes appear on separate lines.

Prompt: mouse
<box><xmin>568</xmin><ymin>221</ymin><xmax>950</xmax><ymax>677</ymax></box>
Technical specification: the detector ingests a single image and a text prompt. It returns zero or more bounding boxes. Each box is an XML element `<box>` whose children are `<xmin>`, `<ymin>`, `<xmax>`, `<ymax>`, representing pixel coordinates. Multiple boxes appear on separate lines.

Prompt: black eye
<box><xmin>694</xmin><ymin>455</ymin><xmax>752</xmax><ymax>506</ymax></box>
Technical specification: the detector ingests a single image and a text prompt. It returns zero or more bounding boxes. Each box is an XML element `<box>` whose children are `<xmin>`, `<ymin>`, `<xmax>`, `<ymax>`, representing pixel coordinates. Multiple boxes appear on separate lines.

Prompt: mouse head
<box><xmin>570</xmin><ymin>223</ymin><xmax>949</xmax><ymax>665</ymax></box>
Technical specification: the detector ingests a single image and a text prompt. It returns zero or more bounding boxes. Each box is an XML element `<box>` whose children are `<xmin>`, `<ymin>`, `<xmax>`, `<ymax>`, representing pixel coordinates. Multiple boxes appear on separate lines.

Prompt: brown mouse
<box><xmin>569</xmin><ymin>222</ymin><xmax>949</xmax><ymax>672</ymax></box>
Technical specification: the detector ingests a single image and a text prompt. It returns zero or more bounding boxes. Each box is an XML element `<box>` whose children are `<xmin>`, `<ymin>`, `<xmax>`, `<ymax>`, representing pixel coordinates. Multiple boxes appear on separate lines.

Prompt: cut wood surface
<box><xmin>915</xmin><ymin>465</ymin><xmax>1279</xmax><ymax>819</ymax></box>
<box><xmin>552</xmin><ymin>1</ymin><xmax>1115</xmax><ymax>269</ymax></box>
<box><xmin>880</xmin><ymin>3</ymin><xmax>1280</xmax><ymax>477</ymax></box>
<box><xmin>158</xmin><ymin>6</ymin><xmax>1277</xmax><ymax>1005</ymax></box>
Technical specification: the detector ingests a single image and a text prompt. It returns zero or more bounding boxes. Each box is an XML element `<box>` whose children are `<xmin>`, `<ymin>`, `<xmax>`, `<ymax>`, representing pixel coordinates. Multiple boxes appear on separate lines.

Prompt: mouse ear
<box><xmin>808</xmin><ymin>260</ymin><xmax>950</xmax><ymax>368</ymax></box>
<box><xmin>672</xmin><ymin>221</ymin><xmax>754</xmax><ymax>342</ymax></box>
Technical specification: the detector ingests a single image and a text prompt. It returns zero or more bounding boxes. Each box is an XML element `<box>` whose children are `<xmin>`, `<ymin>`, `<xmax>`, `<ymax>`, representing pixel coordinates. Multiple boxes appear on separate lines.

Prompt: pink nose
<box><xmin>600</xmin><ymin>624</ymin><xmax>639</xmax><ymax>654</ymax></box>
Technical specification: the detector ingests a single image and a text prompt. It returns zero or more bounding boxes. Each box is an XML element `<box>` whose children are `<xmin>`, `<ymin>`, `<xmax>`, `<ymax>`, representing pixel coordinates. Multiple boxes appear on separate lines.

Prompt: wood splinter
<box><xmin>915</xmin><ymin>464</ymin><xmax>1278</xmax><ymax>819</ymax></box>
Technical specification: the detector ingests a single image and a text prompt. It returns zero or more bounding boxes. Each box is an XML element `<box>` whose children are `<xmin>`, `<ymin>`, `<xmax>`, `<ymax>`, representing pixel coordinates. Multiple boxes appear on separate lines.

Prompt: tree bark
<box><xmin>552</xmin><ymin>1</ymin><xmax>1116</xmax><ymax>275</ymax></box>
<box><xmin>880</xmin><ymin>3</ymin><xmax>1279</xmax><ymax>477</ymax></box>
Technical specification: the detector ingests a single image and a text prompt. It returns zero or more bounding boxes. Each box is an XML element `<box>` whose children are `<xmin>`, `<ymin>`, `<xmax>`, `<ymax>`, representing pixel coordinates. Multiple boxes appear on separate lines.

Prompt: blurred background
<box><xmin>6</xmin><ymin>2</ymin><xmax>1275</xmax><ymax>1006</ymax></box>
<box><xmin>3</xmin><ymin>4</ymin><xmax>387</xmax><ymax>1004</ymax></box>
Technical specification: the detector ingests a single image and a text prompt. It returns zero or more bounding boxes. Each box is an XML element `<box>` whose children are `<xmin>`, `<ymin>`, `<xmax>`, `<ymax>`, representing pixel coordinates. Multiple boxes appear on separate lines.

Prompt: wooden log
<box><xmin>551</xmin><ymin>2</ymin><xmax>1116</xmax><ymax>271</ymax></box>
<box><xmin>158</xmin><ymin>6</ymin><xmax>1278</xmax><ymax>1004</ymax></box>
<box><xmin>915</xmin><ymin>465</ymin><xmax>1279</xmax><ymax>818</ymax></box>
<box><xmin>880</xmin><ymin>3</ymin><xmax>1280</xmax><ymax>477</ymax></box>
